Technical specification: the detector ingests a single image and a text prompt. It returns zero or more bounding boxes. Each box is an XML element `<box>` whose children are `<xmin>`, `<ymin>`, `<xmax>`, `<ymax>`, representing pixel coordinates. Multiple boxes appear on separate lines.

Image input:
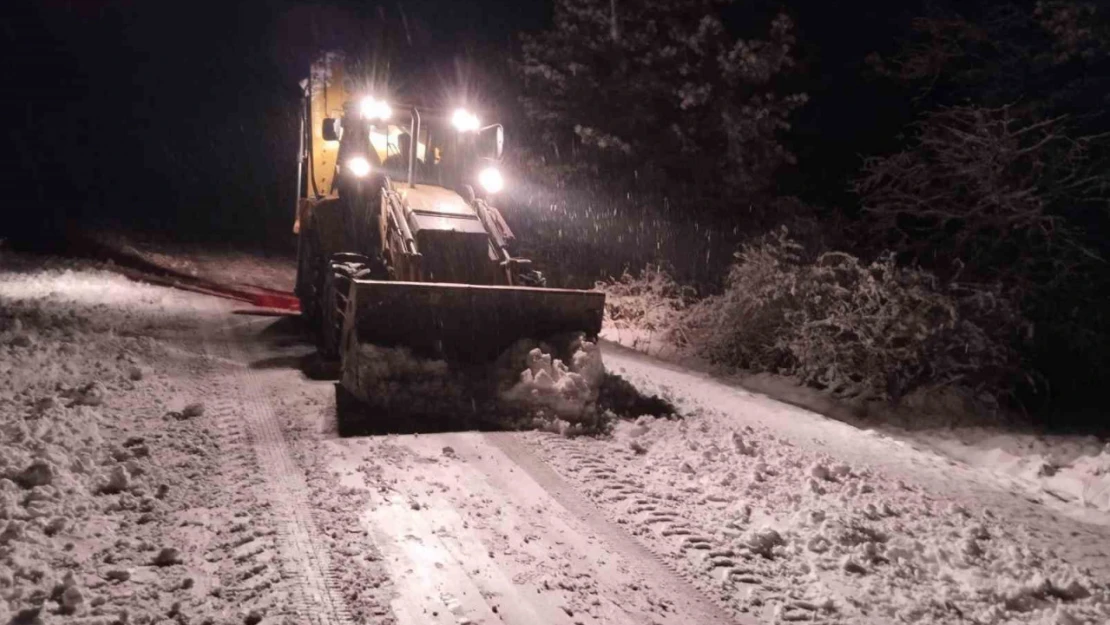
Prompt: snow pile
<box><xmin>912</xmin><ymin>428</ymin><xmax>1110</xmax><ymax>514</ymax></box>
<box><xmin>501</xmin><ymin>337</ymin><xmax>608</xmax><ymax>434</ymax></box>
<box><xmin>345</xmin><ymin>334</ymin><xmax>610</xmax><ymax>434</ymax></box>
<box><xmin>537</xmin><ymin>407</ymin><xmax>1110</xmax><ymax>624</ymax></box>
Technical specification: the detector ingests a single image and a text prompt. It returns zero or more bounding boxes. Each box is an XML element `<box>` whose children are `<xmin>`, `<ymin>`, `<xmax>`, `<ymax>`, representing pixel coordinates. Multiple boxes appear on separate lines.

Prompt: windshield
<box><xmin>367</xmin><ymin>116</ymin><xmax>476</xmax><ymax>188</ymax></box>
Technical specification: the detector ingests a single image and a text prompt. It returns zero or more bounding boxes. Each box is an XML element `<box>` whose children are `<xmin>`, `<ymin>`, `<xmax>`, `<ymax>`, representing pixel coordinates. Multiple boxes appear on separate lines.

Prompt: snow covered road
<box><xmin>3</xmin><ymin>255</ymin><xmax>1109</xmax><ymax>624</ymax></box>
<box><xmin>224</xmin><ymin>311</ymin><xmax>737</xmax><ymax>625</ymax></box>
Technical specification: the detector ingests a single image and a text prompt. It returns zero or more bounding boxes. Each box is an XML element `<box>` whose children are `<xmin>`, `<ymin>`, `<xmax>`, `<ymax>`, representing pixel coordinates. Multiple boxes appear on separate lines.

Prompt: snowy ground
<box><xmin>87</xmin><ymin>229</ymin><xmax>296</xmax><ymax>293</ymax></box>
<box><xmin>586</xmin><ymin>344</ymin><xmax>1110</xmax><ymax>624</ymax></box>
<box><xmin>2</xmin><ymin>250</ymin><xmax>1109</xmax><ymax>625</ymax></box>
<box><xmin>603</xmin><ymin>327</ymin><xmax>1110</xmax><ymax>524</ymax></box>
<box><xmin>0</xmin><ymin>255</ymin><xmax>301</xmax><ymax>624</ymax></box>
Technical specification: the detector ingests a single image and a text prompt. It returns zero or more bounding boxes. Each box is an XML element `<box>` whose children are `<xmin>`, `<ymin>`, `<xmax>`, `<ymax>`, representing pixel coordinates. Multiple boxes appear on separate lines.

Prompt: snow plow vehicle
<box><xmin>293</xmin><ymin>53</ymin><xmax>605</xmax><ymax>414</ymax></box>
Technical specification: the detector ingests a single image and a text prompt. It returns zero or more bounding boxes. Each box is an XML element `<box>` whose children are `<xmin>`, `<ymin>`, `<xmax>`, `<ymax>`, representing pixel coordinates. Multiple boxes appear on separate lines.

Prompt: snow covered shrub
<box><xmin>681</xmin><ymin>228</ymin><xmax>1026</xmax><ymax>403</ymax></box>
<box><xmin>783</xmin><ymin>252</ymin><xmax>1025</xmax><ymax>401</ymax></box>
<box><xmin>595</xmin><ymin>264</ymin><xmax>696</xmax><ymax>336</ymax></box>
<box><xmin>680</xmin><ymin>227</ymin><xmax>804</xmax><ymax>371</ymax></box>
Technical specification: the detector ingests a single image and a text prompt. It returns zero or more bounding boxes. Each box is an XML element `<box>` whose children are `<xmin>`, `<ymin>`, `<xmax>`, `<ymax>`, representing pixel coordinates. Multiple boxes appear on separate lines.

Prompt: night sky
<box><xmin>4</xmin><ymin>0</ymin><xmax>917</xmax><ymax>248</ymax></box>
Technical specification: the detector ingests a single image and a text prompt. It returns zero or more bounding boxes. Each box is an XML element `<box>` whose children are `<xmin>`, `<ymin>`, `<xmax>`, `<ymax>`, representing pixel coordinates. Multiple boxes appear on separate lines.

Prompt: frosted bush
<box><xmin>681</xmin><ymin>227</ymin><xmax>804</xmax><ymax>371</ymax></box>
<box><xmin>782</xmin><ymin>251</ymin><xmax>1026</xmax><ymax>401</ymax></box>
<box><xmin>601</xmin><ymin>227</ymin><xmax>1027</xmax><ymax>405</ymax></box>
<box><xmin>595</xmin><ymin>264</ymin><xmax>696</xmax><ymax>337</ymax></box>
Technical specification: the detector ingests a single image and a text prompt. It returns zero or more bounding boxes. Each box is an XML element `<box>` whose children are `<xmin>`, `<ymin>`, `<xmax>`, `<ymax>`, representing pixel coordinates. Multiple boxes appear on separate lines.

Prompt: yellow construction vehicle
<box><xmin>293</xmin><ymin>52</ymin><xmax>604</xmax><ymax>412</ymax></box>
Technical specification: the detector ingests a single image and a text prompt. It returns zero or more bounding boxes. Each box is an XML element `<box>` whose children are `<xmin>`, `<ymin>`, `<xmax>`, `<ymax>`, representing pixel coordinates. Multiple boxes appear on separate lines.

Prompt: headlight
<box><xmin>360</xmin><ymin>97</ymin><xmax>391</xmax><ymax>121</ymax></box>
<box><xmin>478</xmin><ymin>167</ymin><xmax>503</xmax><ymax>193</ymax></box>
<box><xmin>347</xmin><ymin>157</ymin><xmax>371</xmax><ymax>178</ymax></box>
<box><xmin>452</xmin><ymin>109</ymin><xmax>480</xmax><ymax>132</ymax></box>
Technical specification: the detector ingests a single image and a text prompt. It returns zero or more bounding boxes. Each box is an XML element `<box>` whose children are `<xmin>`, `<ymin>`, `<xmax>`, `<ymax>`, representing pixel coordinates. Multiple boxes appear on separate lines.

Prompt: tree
<box><xmin>856</xmin><ymin>104</ymin><xmax>1107</xmax><ymax>294</ymax></box>
<box><xmin>860</xmin><ymin>2</ymin><xmax>1110</xmax><ymax>412</ymax></box>
<box><xmin>867</xmin><ymin>1</ymin><xmax>1110</xmax><ymax>127</ymax></box>
<box><xmin>517</xmin><ymin>0</ymin><xmax>806</xmax><ymax>200</ymax></box>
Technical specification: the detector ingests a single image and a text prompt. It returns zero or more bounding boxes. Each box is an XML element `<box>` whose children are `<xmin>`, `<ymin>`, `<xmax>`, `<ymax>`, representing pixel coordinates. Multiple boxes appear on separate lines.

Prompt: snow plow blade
<box><xmin>341</xmin><ymin>280</ymin><xmax>605</xmax><ymax>364</ymax></box>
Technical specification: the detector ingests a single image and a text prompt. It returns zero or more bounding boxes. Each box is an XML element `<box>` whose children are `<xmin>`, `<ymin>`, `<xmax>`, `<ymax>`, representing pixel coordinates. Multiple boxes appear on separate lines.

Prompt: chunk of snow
<box><xmin>501</xmin><ymin>337</ymin><xmax>606</xmax><ymax>427</ymax></box>
<box><xmin>745</xmin><ymin>527</ymin><xmax>784</xmax><ymax>558</ymax></box>
<box><xmin>99</xmin><ymin>465</ymin><xmax>131</xmax><ymax>495</ymax></box>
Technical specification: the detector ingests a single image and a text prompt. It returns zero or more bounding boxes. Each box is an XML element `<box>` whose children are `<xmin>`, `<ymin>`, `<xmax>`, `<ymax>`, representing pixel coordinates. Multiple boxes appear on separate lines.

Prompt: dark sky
<box><xmin>3</xmin><ymin>0</ymin><xmax>916</xmax><ymax>245</ymax></box>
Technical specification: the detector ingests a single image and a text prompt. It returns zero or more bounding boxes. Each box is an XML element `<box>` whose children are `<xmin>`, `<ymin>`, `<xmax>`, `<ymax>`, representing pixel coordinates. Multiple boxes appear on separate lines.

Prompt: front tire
<box><xmin>296</xmin><ymin>227</ymin><xmax>324</xmax><ymax>332</ymax></box>
<box><xmin>318</xmin><ymin>256</ymin><xmax>375</xmax><ymax>360</ymax></box>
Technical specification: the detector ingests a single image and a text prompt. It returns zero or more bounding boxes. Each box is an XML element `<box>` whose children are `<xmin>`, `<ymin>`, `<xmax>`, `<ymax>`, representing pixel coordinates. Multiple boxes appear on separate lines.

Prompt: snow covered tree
<box><xmin>861</xmin><ymin>1</ymin><xmax>1110</xmax><ymax>411</ymax></box>
<box><xmin>517</xmin><ymin>0</ymin><xmax>806</xmax><ymax>199</ymax></box>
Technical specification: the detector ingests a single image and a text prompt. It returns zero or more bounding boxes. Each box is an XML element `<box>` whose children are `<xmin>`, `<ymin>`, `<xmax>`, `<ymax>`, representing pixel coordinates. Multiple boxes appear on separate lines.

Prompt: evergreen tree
<box><xmin>518</xmin><ymin>0</ymin><xmax>805</xmax><ymax>200</ymax></box>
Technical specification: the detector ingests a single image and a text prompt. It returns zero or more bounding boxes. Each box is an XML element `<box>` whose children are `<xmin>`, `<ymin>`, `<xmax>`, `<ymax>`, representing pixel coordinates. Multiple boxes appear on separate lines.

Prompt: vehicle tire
<box><xmin>296</xmin><ymin>228</ymin><xmax>324</xmax><ymax>331</ymax></box>
<box><xmin>318</xmin><ymin>257</ymin><xmax>368</xmax><ymax>360</ymax></box>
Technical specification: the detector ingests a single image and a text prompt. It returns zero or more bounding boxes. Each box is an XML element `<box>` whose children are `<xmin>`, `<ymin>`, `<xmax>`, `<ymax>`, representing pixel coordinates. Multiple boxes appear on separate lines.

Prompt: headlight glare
<box><xmin>452</xmin><ymin>109</ymin><xmax>480</xmax><ymax>133</ymax></box>
<box><xmin>360</xmin><ymin>97</ymin><xmax>391</xmax><ymax>121</ymax></box>
<box><xmin>347</xmin><ymin>157</ymin><xmax>371</xmax><ymax>178</ymax></box>
<box><xmin>478</xmin><ymin>167</ymin><xmax>504</xmax><ymax>193</ymax></box>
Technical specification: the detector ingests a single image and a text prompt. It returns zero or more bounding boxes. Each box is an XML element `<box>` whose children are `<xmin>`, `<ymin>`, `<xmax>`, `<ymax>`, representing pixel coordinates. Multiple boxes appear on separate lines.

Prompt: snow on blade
<box><xmin>500</xmin><ymin>337</ymin><xmax>608</xmax><ymax>435</ymax></box>
<box><xmin>348</xmin><ymin>343</ymin><xmax>472</xmax><ymax>416</ymax></box>
<box><xmin>344</xmin><ymin>334</ymin><xmax>612</xmax><ymax>434</ymax></box>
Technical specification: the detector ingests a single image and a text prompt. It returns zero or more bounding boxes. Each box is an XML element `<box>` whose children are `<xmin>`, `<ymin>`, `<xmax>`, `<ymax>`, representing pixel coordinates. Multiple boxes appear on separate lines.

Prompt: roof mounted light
<box><xmin>478</xmin><ymin>167</ymin><xmax>504</xmax><ymax>194</ymax></box>
<box><xmin>360</xmin><ymin>96</ymin><xmax>392</xmax><ymax>121</ymax></box>
<box><xmin>346</xmin><ymin>157</ymin><xmax>371</xmax><ymax>178</ymax></box>
<box><xmin>452</xmin><ymin>109</ymin><xmax>480</xmax><ymax>133</ymax></box>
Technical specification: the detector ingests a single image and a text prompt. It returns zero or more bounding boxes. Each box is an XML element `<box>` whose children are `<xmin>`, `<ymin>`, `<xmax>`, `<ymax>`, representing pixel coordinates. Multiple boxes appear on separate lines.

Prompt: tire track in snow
<box><xmin>486</xmin><ymin>432</ymin><xmax>749</xmax><ymax>625</ymax></box>
<box><xmin>202</xmin><ymin>315</ymin><xmax>358</xmax><ymax>625</ymax></box>
<box><xmin>170</xmin><ymin>340</ymin><xmax>294</xmax><ymax>611</ymax></box>
<box><xmin>528</xmin><ymin>433</ymin><xmax>820</xmax><ymax>622</ymax></box>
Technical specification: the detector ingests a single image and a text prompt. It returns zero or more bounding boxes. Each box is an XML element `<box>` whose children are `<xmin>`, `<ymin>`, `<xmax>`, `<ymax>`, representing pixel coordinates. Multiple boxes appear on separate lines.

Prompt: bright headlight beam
<box><xmin>360</xmin><ymin>97</ymin><xmax>392</xmax><ymax>120</ymax></box>
<box><xmin>478</xmin><ymin>167</ymin><xmax>504</xmax><ymax>193</ymax></box>
<box><xmin>360</xmin><ymin>97</ymin><xmax>375</xmax><ymax>118</ymax></box>
<box><xmin>347</xmin><ymin>157</ymin><xmax>371</xmax><ymax>178</ymax></box>
<box><xmin>452</xmin><ymin>109</ymin><xmax>480</xmax><ymax>133</ymax></box>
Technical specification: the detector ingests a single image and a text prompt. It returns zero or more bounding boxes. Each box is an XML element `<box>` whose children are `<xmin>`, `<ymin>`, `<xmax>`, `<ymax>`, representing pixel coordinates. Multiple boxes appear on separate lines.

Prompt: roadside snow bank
<box><xmin>0</xmin><ymin>262</ymin><xmax>195</xmax><ymax>318</ymax></box>
<box><xmin>914</xmin><ymin>429</ymin><xmax>1110</xmax><ymax>513</ymax></box>
<box><xmin>603</xmin><ymin>323</ymin><xmax>1110</xmax><ymax>525</ymax></box>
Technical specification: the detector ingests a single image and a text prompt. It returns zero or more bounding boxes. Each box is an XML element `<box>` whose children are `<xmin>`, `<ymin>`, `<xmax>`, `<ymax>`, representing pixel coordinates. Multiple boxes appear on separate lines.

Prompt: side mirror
<box><xmin>322</xmin><ymin>118</ymin><xmax>339</xmax><ymax>142</ymax></box>
<box><xmin>477</xmin><ymin>124</ymin><xmax>504</xmax><ymax>161</ymax></box>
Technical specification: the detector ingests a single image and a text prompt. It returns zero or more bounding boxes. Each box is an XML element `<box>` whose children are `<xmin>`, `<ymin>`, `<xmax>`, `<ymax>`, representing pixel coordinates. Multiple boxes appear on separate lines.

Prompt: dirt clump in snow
<box><xmin>596</xmin><ymin>371</ymin><xmax>676</xmax><ymax>419</ymax></box>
